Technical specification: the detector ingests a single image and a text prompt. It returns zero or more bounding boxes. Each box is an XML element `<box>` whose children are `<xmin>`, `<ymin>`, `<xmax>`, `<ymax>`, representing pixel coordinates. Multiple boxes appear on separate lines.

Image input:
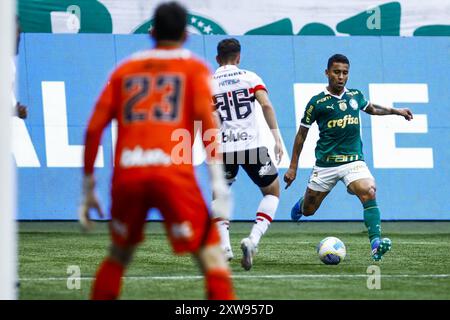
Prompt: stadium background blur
<box><xmin>14</xmin><ymin>0</ymin><xmax>450</xmax><ymax>300</ymax></box>
<box><xmin>15</xmin><ymin>0</ymin><xmax>450</xmax><ymax>221</ymax></box>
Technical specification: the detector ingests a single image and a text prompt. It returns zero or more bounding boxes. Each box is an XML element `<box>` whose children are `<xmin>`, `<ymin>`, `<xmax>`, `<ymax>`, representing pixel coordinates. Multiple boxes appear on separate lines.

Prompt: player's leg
<box><xmin>291</xmin><ymin>166</ymin><xmax>336</xmax><ymax>221</ymax></box>
<box><xmin>160</xmin><ymin>178</ymin><xmax>235</xmax><ymax>300</ymax></box>
<box><xmin>91</xmin><ymin>244</ymin><xmax>137</xmax><ymax>300</ymax></box>
<box><xmin>212</xmin><ymin>151</ymin><xmax>238</xmax><ymax>261</ymax></box>
<box><xmin>194</xmin><ymin>244</ymin><xmax>235</xmax><ymax>300</ymax></box>
<box><xmin>250</xmin><ymin>178</ymin><xmax>279</xmax><ymax>246</ymax></box>
<box><xmin>239</xmin><ymin>178</ymin><xmax>280</xmax><ymax>271</ymax></box>
<box><xmin>91</xmin><ymin>182</ymin><xmax>148</xmax><ymax>300</ymax></box>
<box><xmin>344</xmin><ymin>162</ymin><xmax>391</xmax><ymax>261</ymax></box>
<box><xmin>240</xmin><ymin>147</ymin><xmax>279</xmax><ymax>270</ymax></box>
<box><xmin>291</xmin><ymin>188</ymin><xmax>329</xmax><ymax>220</ymax></box>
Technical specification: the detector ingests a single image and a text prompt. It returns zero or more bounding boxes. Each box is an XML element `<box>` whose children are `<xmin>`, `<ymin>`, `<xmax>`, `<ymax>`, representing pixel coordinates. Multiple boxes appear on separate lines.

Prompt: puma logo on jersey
<box><xmin>327</xmin><ymin>115</ymin><xmax>359</xmax><ymax>129</ymax></box>
<box><xmin>120</xmin><ymin>146</ymin><xmax>171</xmax><ymax>167</ymax></box>
<box><xmin>326</xmin><ymin>105</ymin><xmax>334</xmax><ymax>110</ymax></box>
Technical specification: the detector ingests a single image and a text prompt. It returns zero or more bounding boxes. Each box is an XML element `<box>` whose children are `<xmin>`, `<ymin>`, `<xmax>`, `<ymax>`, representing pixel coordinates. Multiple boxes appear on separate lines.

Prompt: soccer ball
<box><xmin>317</xmin><ymin>236</ymin><xmax>346</xmax><ymax>265</ymax></box>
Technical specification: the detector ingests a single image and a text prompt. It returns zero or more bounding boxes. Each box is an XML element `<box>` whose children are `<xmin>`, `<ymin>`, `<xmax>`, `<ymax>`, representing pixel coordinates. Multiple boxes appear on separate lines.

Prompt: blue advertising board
<box><xmin>14</xmin><ymin>34</ymin><xmax>450</xmax><ymax>220</ymax></box>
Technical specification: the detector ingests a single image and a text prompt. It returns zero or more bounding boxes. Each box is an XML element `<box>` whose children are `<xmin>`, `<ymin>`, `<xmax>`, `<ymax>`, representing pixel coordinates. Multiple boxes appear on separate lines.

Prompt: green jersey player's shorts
<box><xmin>307</xmin><ymin>161</ymin><xmax>374</xmax><ymax>192</ymax></box>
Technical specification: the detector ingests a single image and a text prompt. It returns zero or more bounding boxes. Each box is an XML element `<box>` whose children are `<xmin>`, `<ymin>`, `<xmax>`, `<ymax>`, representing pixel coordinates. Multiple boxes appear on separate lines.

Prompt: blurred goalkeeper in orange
<box><xmin>79</xmin><ymin>1</ymin><xmax>235</xmax><ymax>300</ymax></box>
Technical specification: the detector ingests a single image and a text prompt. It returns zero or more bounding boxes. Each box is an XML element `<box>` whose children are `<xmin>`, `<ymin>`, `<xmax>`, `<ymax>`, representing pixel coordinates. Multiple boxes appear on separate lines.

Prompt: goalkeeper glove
<box><xmin>78</xmin><ymin>174</ymin><xmax>104</xmax><ymax>232</ymax></box>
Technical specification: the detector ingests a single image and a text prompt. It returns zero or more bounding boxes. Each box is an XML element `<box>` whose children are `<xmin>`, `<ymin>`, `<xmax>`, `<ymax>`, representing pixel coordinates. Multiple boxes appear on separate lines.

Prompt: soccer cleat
<box><xmin>240</xmin><ymin>237</ymin><xmax>257</xmax><ymax>271</ymax></box>
<box><xmin>223</xmin><ymin>247</ymin><xmax>234</xmax><ymax>261</ymax></box>
<box><xmin>371</xmin><ymin>237</ymin><xmax>392</xmax><ymax>261</ymax></box>
<box><xmin>291</xmin><ymin>197</ymin><xmax>304</xmax><ymax>222</ymax></box>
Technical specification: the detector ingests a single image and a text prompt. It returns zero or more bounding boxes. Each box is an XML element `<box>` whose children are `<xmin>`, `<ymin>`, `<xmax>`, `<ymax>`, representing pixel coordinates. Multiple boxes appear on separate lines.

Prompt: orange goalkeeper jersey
<box><xmin>84</xmin><ymin>47</ymin><xmax>217</xmax><ymax>184</ymax></box>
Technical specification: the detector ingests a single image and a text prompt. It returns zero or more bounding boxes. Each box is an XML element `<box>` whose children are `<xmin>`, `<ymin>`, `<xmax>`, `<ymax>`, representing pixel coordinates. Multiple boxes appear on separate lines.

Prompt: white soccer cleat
<box><xmin>224</xmin><ymin>247</ymin><xmax>234</xmax><ymax>261</ymax></box>
<box><xmin>240</xmin><ymin>237</ymin><xmax>257</xmax><ymax>271</ymax></box>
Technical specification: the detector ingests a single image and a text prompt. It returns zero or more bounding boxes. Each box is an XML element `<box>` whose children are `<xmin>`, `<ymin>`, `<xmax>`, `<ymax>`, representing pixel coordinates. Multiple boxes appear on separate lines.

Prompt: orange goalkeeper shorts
<box><xmin>109</xmin><ymin>175</ymin><xmax>220</xmax><ymax>253</ymax></box>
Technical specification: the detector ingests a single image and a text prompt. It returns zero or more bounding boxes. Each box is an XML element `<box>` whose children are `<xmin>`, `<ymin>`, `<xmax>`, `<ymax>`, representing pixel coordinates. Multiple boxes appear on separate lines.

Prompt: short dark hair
<box><xmin>217</xmin><ymin>38</ymin><xmax>241</xmax><ymax>62</ymax></box>
<box><xmin>327</xmin><ymin>54</ymin><xmax>350</xmax><ymax>69</ymax></box>
<box><xmin>152</xmin><ymin>2</ymin><xmax>187</xmax><ymax>41</ymax></box>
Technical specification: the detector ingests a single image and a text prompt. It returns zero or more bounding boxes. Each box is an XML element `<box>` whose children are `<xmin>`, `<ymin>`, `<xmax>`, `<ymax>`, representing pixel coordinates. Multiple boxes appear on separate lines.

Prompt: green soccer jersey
<box><xmin>300</xmin><ymin>88</ymin><xmax>369</xmax><ymax>167</ymax></box>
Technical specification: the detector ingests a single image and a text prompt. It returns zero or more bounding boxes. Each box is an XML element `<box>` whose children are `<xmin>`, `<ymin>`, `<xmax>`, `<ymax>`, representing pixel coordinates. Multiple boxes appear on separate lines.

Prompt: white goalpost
<box><xmin>0</xmin><ymin>0</ymin><xmax>17</xmax><ymax>300</ymax></box>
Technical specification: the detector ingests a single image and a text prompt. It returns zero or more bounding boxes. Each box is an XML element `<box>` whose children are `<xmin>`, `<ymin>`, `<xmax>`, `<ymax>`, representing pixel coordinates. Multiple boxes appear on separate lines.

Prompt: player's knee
<box><xmin>369</xmin><ymin>185</ymin><xmax>377</xmax><ymax>197</ymax></box>
<box><xmin>261</xmin><ymin>178</ymin><xmax>280</xmax><ymax>197</ymax></box>
<box><xmin>360</xmin><ymin>185</ymin><xmax>377</xmax><ymax>202</ymax></box>
<box><xmin>197</xmin><ymin>245</ymin><xmax>228</xmax><ymax>271</ymax></box>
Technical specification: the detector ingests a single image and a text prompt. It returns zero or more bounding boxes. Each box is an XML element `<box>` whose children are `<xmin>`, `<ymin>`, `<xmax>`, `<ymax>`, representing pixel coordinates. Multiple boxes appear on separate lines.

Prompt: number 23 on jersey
<box><xmin>122</xmin><ymin>73</ymin><xmax>184</xmax><ymax>124</ymax></box>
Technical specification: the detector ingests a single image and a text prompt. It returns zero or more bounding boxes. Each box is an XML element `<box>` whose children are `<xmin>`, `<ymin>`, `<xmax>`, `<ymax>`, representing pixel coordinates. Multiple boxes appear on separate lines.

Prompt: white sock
<box><xmin>215</xmin><ymin>220</ymin><xmax>231</xmax><ymax>251</ymax></box>
<box><xmin>249</xmin><ymin>195</ymin><xmax>279</xmax><ymax>246</ymax></box>
<box><xmin>212</xmin><ymin>199</ymin><xmax>232</xmax><ymax>250</ymax></box>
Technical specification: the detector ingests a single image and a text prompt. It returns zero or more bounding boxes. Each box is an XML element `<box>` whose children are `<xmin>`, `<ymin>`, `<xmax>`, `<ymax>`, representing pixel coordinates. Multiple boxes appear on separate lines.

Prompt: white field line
<box><xmin>19</xmin><ymin>274</ymin><xmax>450</xmax><ymax>282</ymax></box>
<box><xmin>274</xmin><ymin>242</ymin><xmax>447</xmax><ymax>245</ymax></box>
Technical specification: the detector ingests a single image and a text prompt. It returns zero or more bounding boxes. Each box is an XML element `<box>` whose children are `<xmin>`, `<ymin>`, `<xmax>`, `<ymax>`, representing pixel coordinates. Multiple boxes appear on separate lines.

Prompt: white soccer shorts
<box><xmin>307</xmin><ymin>161</ymin><xmax>374</xmax><ymax>192</ymax></box>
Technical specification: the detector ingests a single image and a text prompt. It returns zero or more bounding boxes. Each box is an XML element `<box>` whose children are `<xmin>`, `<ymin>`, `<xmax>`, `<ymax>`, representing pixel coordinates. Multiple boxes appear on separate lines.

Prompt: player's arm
<box><xmin>284</xmin><ymin>125</ymin><xmax>309</xmax><ymax>189</ymax></box>
<box><xmin>193</xmin><ymin>65</ymin><xmax>232</xmax><ymax>220</ymax></box>
<box><xmin>212</xmin><ymin>110</ymin><xmax>221</xmax><ymax>128</ymax></box>
<box><xmin>80</xmin><ymin>76</ymin><xmax>117</xmax><ymax>231</ymax></box>
<box><xmin>255</xmin><ymin>89</ymin><xmax>283</xmax><ymax>164</ymax></box>
<box><xmin>84</xmin><ymin>78</ymin><xmax>116</xmax><ymax>176</ymax></box>
<box><xmin>364</xmin><ymin>103</ymin><xmax>413</xmax><ymax>120</ymax></box>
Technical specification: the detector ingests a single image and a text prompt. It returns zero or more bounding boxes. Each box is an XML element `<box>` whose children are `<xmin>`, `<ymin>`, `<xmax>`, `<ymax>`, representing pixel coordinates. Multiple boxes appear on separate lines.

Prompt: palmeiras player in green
<box><xmin>284</xmin><ymin>54</ymin><xmax>413</xmax><ymax>261</ymax></box>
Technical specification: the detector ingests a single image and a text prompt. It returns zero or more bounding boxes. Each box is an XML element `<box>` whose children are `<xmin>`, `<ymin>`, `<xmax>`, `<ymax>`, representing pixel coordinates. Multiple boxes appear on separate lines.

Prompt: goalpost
<box><xmin>0</xmin><ymin>0</ymin><xmax>17</xmax><ymax>300</ymax></box>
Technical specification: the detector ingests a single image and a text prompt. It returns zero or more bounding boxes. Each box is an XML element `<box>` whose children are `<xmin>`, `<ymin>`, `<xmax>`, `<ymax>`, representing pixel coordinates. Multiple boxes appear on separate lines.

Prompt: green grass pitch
<box><xmin>18</xmin><ymin>221</ymin><xmax>450</xmax><ymax>300</ymax></box>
